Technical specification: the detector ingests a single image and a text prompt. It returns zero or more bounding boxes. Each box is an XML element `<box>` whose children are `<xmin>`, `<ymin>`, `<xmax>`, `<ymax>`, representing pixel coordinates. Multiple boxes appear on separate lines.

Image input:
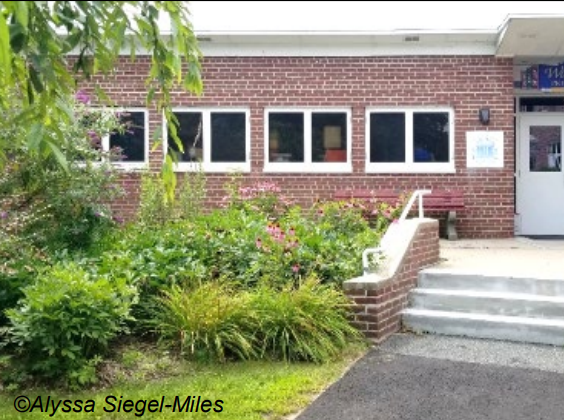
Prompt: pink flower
<box><xmin>392</xmin><ymin>218</ymin><xmax>399</xmax><ymax>224</ymax></box>
<box><xmin>255</xmin><ymin>237</ymin><xmax>262</xmax><ymax>249</ymax></box>
<box><xmin>291</xmin><ymin>264</ymin><xmax>300</xmax><ymax>273</ymax></box>
<box><xmin>288</xmin><ymin>238</ymin><xmax>299</xmax><ymax>248</ymax></box>
<box><xmin>75</xmin><ymin>90</ymin><xmax>90</xmax><ymax>104</ymax></box>
<box><xmin>371</xmin><ymin>209</ymin><xmax>379</xmax><ymax>216</ymax></box>
<box><xmin>88</xmin><ymin>130</ymin><xmax>100</xmax><ymax>143</ymax></box>
<box><xmin>266</xmin><ymin>223</ymin><xmax>275</xmax><ymax>235</ymax></box>
<box><xmin>288</xmin><ymin>227</ymin><xmax>295</xmax><ymax>236</ymax></box>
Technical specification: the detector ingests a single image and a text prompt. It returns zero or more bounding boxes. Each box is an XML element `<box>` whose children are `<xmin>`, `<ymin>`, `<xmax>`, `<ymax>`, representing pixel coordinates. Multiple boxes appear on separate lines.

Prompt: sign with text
<box><xmin>466</xmin><ymin>131</ymin><xmax>504</xmax><ymax>168</ymax></box>
<box><xmin>539</xmin><ymin>62</ymin><xmax>564</xmax><ymax>89</ymax></box>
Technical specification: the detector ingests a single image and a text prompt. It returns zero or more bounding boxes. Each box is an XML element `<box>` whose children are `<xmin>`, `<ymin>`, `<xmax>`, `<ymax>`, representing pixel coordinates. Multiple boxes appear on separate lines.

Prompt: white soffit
<box><xmin>496</xmin><ymin>15</ymin><xmax>564</xmax><ymax>57</ymax></box>
<box><xmin>195</xmin><ymin>30</ymin><xmax>497</xmax><ymax>57</ymax></box>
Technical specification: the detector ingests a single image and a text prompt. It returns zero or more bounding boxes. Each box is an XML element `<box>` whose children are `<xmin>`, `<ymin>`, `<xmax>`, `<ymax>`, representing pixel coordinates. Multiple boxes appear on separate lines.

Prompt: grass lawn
<box><xmin>0</xmin><ymin>345</ymin><xmax>366</xmax><ymax>420</ymax></box>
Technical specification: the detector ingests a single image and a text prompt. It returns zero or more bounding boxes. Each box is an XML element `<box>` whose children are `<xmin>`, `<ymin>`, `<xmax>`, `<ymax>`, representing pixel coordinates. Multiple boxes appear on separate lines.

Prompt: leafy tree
<box><xmin>0</xmin><ymin>1</ymin><xmax>203</xmax><ymax>199</ymax></box>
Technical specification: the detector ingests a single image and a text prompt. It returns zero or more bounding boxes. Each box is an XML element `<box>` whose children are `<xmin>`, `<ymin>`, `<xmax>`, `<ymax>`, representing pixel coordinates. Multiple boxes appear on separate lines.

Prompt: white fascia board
<box><xmin>71</xmin><ymin>30</ymin><xmax>496</xmax><ymax>57</ymax></box>
<box><xmin>195</xmin><ymin>31</ymin><xmax>498</xmax><ymax>57</ymax></box>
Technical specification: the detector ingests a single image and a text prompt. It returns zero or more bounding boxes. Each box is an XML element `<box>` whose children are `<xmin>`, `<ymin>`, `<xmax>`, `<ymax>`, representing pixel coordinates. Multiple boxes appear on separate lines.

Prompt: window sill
<box><xmin>263</xmin><ymin>163</ymin><xmax>353</xmax><ymax>173</ymax></box>
<box><xmin>112</xmin><ymin>162</ymin><xmax>149</xmax><ymax>172</ymax></box>
<box><xmin>173</xmin><ymin>162</ymin><xmax>251</xmax><ymax>173</ymax></box>
<box><xmin>72</xmin><ymin>161</ymin><xmax>149</xmax><ymax>172</ymax></box>
<box><xmin>365</xmin><ymin>163</ymin><xmax>456</xmax><ymax>174</ymax></box>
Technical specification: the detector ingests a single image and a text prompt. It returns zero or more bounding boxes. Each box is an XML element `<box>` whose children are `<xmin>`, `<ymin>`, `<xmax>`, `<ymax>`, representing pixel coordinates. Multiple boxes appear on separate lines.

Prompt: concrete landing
<box><xmin>436</xmin><ymin>237</ymin><xmax>564</xmax><ymax>279</ymax></box>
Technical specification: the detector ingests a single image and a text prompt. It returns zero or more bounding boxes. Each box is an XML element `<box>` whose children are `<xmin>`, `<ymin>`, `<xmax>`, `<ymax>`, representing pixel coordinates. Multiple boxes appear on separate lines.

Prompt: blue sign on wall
<box><xmin>539</xmin><ymin>62</ymin><xmax>564</xmax><ymax>89</ymax></box>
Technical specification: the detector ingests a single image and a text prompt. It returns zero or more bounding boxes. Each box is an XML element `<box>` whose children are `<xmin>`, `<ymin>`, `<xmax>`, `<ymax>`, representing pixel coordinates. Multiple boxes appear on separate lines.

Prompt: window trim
<box><xmin>163</xmin><ymin>107</ymin><xmax>251</xmax><ymax>173</ymax></box>
<box><xmin>263</xmin><ymin>108</ymin><xmax>353</xmax><ymax>173</ymax></box>
<box><xmin>80</xmin><ymin>107</ymin><xmax>149</xmax><ymax>171</ymax></box>
<box><xmin>105</xmin><ymin>108</ymin><xmax>149</xmax><ymax>171</ymax></box>
<box><xmin>365</xmin><ymin>107</ymin><xmax>456</xmax><ymax>174</ymax></box>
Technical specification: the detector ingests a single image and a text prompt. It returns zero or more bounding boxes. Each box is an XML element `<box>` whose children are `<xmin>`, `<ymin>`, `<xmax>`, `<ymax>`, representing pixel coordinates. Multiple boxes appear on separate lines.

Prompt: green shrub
<box><xmin>153</xmin><ymin>282</ymin><xmax>256</xmax><ymax>362</ymax></box>
<box><xmin>152</xmin><ymin>278</ymin><xmax>363</xmax><ymax>363</ymax></box>
<box><xmin>136</xmin><ymin>164</ymin><xmax>207</xmax><ymax>227</ymax></box>
<box><xmin>176</xmin><ymin>166</ymin><xmax>207</xmax><ymax>220</ymax></box>
<box><xmin>4</xmin><ymin>262</ymin><xmax>137</xmax><ymax>387</ymax></box>
<box><xmin>0</xmin><ymin>94</ymin><xmax>124</xmax><ymax>252</ymax></box>
<box><xmin>0</xmin><ymin>241</ymin><xmax>50</xmax><ymax>327</ymax></box>
<box><xmin>137</xmin><ymin>171</ymin><xmax>170</xmax><ymax>227</ymax></box>
<box><xmin>250</xmin><ymin>277</ymin><xmax>363</xmax><ymax>362</ymax></box>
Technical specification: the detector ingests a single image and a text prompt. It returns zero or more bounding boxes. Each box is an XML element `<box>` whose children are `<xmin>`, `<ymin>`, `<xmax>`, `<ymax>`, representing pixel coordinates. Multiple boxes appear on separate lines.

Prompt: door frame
<box><xmin>515</xmin><ymin>107</ymin><xmax>564</xmax><ymax>235</ymax></box>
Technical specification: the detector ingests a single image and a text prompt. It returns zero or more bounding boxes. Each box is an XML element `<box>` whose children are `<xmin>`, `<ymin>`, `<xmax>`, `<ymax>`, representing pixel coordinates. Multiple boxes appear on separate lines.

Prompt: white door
<box><xmin>518</xmin><ymin>115</ymin><xmax>564</xmax><ymax>235</ymax></box>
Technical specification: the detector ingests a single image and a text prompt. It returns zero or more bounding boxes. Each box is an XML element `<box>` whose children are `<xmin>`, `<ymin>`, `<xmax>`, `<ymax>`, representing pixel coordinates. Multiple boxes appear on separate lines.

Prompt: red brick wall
<box><xmin>344</xmin><ymin>219</ymin><xmax>440</xmax><ymax>343</ymax></box>
<box><xmin>82</xmin><ymin>55</ymin><xmax>515</xmax><ymax>238</ymax></box>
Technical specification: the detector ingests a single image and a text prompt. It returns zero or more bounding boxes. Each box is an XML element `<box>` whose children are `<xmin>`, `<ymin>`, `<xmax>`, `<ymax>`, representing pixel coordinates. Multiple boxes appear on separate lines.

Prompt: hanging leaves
<box><xmin>0</xmin><ymin>1</ymin><xmax>203</xmax><ymax>198</ymax></box>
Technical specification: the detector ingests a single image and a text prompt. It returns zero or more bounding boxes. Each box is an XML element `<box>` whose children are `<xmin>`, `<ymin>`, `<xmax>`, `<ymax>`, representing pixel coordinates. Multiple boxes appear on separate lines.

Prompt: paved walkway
<box><xmin>435</xmin><ymin>237</ymin><xmax>564</xmax><ymax>279</ymax></box>
<box><xmin>296</xmin><ymin>334</ymin><xmax>564</xmax><ymax>420</ymax></box>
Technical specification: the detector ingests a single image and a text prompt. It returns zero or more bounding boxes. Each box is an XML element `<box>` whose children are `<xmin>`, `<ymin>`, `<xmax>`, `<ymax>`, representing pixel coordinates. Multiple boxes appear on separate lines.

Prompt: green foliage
<box><xmin>101</xmin><ymin>181</ymin><xmax>401</xmax><ymax>326</ymax></box>
<box><xmin>154</xmin><ymin>282</ymin><xmax>257</xmax><ymax>362</ymax></box>
<box><xmin>136</xmin><ymin>171</ymin><xmax>170</xmax><ymax>226</ymax></box>
<box><xmin>153</xmin><ymin>278</ymin><xmax>363</xmax><ymax>363</ymax></box>
<box><xmin>0</xmin><ymin>242</ymin><xmax>50</xmax><ymax>327</ymax></box>
<box><xmin>136</xmin><ymin>165</ymin><xmax>208</xmax><ymax>227</ymax></box>
<box><xmin>0</xmin><ymin>1</ymin><xmax>202</xmax><ymax>201</ymax></box>
<box><xmin>3</xmin><ymin>262</ymin><xmax>137</xmax><ymax>388</ymax></box>
<box><xmin>224</xmin><ymin>176</ymin><xmax>292</xmax><ymax>217</ymax></box>
<box><xmin>250</xmin><ymin>277</ymin><xmax>363</xmax><ymax>362</ymax></box>
<box><xmin>0</xmin><ymin>94</ymin><xmax>124</xmax><ymax>252</ymax></box>
<box><xmin>176</xmin><ymin>166</ymin><xmax>207</xmax><ymax>220</ymax></box>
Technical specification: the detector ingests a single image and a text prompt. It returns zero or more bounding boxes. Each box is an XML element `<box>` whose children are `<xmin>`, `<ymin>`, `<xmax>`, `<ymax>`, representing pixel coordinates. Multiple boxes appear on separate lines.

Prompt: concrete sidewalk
<box><xmin>296</xmin><ymin>334</ymin><xmax>564</xmax><ymax>420</ymax></box>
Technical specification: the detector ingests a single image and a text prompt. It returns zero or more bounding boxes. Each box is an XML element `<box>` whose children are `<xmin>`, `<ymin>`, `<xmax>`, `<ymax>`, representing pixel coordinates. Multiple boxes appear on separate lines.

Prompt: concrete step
<box><xmin>419</xmin><ymin>270</ymin><xmax>564</xmax><ymax>296</ymax></box>
<box><xmin>402</xmin><ymin>309</ymin><xmax>564</xmax><ymax>346</ymax></box>
<box><xmin>409</xmin><ymin>289</ymin><xmax>564</xmax><ymax>319</ymax></box>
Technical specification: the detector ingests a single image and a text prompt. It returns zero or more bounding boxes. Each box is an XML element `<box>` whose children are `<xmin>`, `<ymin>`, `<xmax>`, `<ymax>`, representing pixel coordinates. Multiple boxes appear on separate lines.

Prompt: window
<box><xmin>79</xmin><ymin>108</ymin><xmax>148</xmax><ymax>169</ymax></box>
<box><xmin>108</xmin><ymin>110</ymin><xmax>148</xmax><ymax>168</ymax></box>
<box><xmin>265</xmin><ymin>109</ymin><xmax>351</xmax><ymax>173</ymax></box>
<box><xmin>366</xmin><ymin>108</ymin><xmax>454</xmax><ymax>173</ymax></box>
<box><xmin>166</xmin><ymin>109</ymin><xmax>250</xmax><ymax>172</ymax></box>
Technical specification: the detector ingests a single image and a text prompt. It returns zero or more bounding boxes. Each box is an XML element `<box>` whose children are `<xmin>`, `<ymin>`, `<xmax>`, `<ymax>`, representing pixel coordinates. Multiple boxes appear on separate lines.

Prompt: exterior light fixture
<box><xmin>479</xmin><ymin>108</ymin><xmax>490</xmax><ymax>125</ymax></box>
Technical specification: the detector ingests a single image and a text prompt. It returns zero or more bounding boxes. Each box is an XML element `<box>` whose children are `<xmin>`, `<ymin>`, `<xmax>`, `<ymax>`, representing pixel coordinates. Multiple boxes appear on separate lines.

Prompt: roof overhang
<box><xmin>496</xmin><ymin>15</ymin><xmax>564</xmax><ymax>58</ymax></box>
<box><xmin>195</xmin><ymin>30</ymin><xmax>497</xmax><ymax>57</ymax></box>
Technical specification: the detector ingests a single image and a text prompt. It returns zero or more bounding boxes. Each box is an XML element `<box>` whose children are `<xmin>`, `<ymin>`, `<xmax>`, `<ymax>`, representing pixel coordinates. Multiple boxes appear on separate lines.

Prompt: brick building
<box><xmin>84</xmin><ymin>15</ymin><xmax>564</xmax><ymax>238</ymax></box>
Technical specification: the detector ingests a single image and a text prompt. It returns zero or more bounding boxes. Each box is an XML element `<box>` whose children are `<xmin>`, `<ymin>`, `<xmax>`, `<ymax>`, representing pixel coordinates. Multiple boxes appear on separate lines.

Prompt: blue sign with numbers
<box><xmin>539</xmin><ymin>62</ymin><xmax>564</xmax><ymax>89</ymax></box>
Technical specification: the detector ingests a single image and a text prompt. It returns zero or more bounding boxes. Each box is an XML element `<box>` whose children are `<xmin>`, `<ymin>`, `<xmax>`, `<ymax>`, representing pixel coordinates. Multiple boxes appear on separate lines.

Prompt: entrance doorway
<box><xmin>517</xmin><ymin>110</ymin><xmax>564</xmax><ymax>235</ymax></box>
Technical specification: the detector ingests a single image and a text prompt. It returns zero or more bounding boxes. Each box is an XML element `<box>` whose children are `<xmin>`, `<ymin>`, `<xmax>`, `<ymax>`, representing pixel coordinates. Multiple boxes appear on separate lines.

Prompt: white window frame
<box><xmin>76</xmin><ymin>107</ymin><xmax>149</xmax><ymax>171</ymax></box>
<box><xmin>163</xmin><ymin>107</ymin><xmax>251</xmax><ymax>173</ymax></box>
<box><xmin>103</xmin><ymin>108</ymin><xmax>149</xmax><ymax>171</ymax></box>
<box><xmin>264</xmin><ymin>108</ymin><xmax>352</xmax><ymax>173</ymax></box>
<box><xmin>365</xmin><ymin>107</ymin><xmax>455</xmax><ymax>174</ymax></box>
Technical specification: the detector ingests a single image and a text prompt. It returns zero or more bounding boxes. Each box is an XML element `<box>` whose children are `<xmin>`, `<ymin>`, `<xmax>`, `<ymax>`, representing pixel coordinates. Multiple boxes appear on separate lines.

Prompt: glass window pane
<box><xmin>170</xmin><ymin>112</ymin><xmax>203</xmax><ymax>162</ymax></box>
<box><xmin>312</xmin><ymin>113</ymin><xmax>347</xmax><ymax>163</ymax></box>
<box><xmin>413</xmin><ymin>112</ymin><xmax>450</xmax><ymax>163</ymax></box>
<box><xmin>110</xmin><ymin>111</ymin><xmax>146</xmax><ymax>162</ymax></box>
<box><xmin>530</xmin><ymin>126</ymin><xmax>562</xmax><ymax>172</ymax></box>
<box><xmin>211</xmin><ymin>113</ymin><xmax>246</xmax><ymax>162</ymax></box>
<box><xmin>520</xmin><ymin>97</ymin><xmax>564</xmax><ymax>112</ymax></box>
<box><xmin>370</xmin><ymin>113</ymin><xmax>405</xmax><ymax>163</ymax></box>
<box><xmin>268</xmin><ymin>113</ymin><xmax>304</xmax><ymax>163</ymax></box>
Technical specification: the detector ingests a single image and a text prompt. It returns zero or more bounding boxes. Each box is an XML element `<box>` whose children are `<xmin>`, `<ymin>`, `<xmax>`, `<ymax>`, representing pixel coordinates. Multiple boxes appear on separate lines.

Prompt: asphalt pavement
<box><xmin>296</xmin><ymin>334</ymin><xmax>564</xmax><ymax>420</ymax></box>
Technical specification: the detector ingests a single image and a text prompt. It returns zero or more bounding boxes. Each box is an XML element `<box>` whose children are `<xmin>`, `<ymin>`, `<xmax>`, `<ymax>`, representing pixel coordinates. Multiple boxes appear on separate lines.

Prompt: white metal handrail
<box><xmin>362</xmin><ymin>189</ymin><xmax>432</xmax><ymax>274</ymax></box>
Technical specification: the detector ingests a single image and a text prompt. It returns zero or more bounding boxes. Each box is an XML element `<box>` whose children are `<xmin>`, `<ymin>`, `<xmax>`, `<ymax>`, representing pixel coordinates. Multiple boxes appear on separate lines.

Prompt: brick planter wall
<box><xmin>81</xmin><ymin>55</ymin><xmax>515</xmax><ymax>238</ymax></box>
<box><xmin>343</xmin><ymin>219</ymin><xmax>439</xmax><ymax>343</ymax></box>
